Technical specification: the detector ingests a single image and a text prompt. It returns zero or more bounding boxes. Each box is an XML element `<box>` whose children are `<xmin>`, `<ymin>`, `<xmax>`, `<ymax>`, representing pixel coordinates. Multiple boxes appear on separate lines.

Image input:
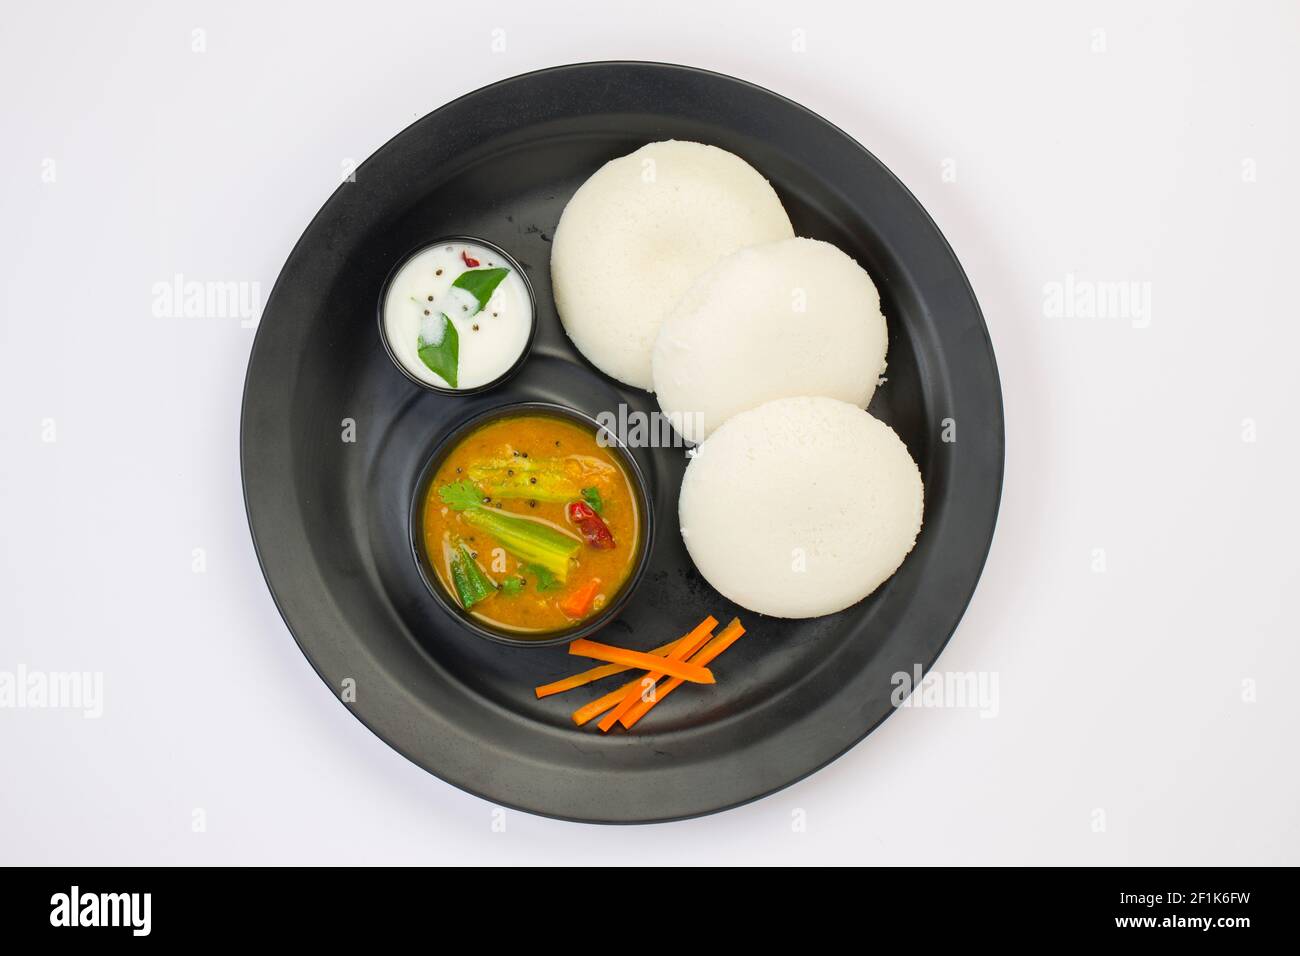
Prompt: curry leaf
<box><xmin>452</xmin><ymin>267</ymin><xmax>510</xmax><ymax>313</ymax></box>
<box><xmin>418</xmin><ymin>314</ymin><xmax>459</xmax><ymax>387</ymax></box>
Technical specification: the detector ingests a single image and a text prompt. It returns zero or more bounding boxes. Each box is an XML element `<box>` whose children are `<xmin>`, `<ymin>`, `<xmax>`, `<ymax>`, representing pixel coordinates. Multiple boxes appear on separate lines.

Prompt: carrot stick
<box><xmin>568</xmin><ymin>638</ymin><xmax>715</xmax><ymax>685</ymax></box>
<box><xmin>566</xmin><ymin>616</ymin><xmax>718</xmax><ymax>724</ymax></box>
<box><xmin>535</xmin><ymin>636</ymin><xmax>686</xmax><ymax>699</ymax></box>
<box><xmin>597</xmin><ymin>616</ymin><xmax>717</xmax><ymax>732</ymax></box>
<box><xmin>620</xmin><ymin>618</ymin><xmax>746</xmax><ymax>729</ymax></box>
<box><xmin>572</xmin><ymin>678</ymin><xmax>640</xmax><ymax>725</ymax></box>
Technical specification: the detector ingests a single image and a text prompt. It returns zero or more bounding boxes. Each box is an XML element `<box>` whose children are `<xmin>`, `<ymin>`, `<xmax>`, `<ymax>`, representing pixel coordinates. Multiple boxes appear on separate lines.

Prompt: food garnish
<box><xmin>567</xmin><ymin>500</ymin><xmax>615</xmax><ymax>549</ymax></box>
<box><xmin>533</xmin><ymin>635</ymin><xmax>686</xmax><ymax>698</ymax></box>
<box><xmin>439</xmin><ymin>480</ymin><xmax>579</xmax><ymax>582</ymax></box>
<box><xmin>521</xmin><ymin>562</ymin><xmax>563</xmax><ymax>592</ymax></box>
<box><xmin>417</xmin><ymin>309</ymin><xmax>459</xmax><ymax>387</ymax></box>
<box><xmin>450</xmin><ymin>266</ymin><xmax>508</xmax><ymax>306</ymax></box>
<box><xmin>567</xmin><ymin>639</ymin><xmax>714</xmax><ymax>685</ymax></box>
<box><xmin>580</xmin><ymin>486</ymin><xmax>604</xmax><ymax>514</ymax></box>
<box><xmin>572</xmin><ymin>683</ymin><xmax>638</xmax><ymax>726</ymax></box>
<box><xmin>540</xmin><ymin>616</ymin><xmax>745</xmax><ymax>731</ymax></box>
<box><xmin>596</xmin><ymin>615</ymin><xmax>717</xmax><ymax>731</ymax></box>
<box><xmin>417</xmin><ymin>266</ymin><xmax>511</xmax><ymax>386</ymax></box>
<box><xmin>621</xmin><ymin>618</ymin><xmax>745</xmax><ymax>729</ymax></box>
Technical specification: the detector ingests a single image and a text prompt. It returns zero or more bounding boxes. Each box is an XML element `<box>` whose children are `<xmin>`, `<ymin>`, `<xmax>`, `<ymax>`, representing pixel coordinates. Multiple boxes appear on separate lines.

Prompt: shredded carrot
<box><xmin>535</xmin><ymin>636</ymin><xmax>686</xmax><ymax>699</ymax></box>
<box><xmin>597</xmin><ymin>616</ymin><xmax>717</xmax><ymax>732</ymax></box>
<box><xmin>620</xmin><ymin>618</ymin><xmax>746</xmax><ymax>729</ymax></box>
<box><xmin>568</xmin><ymin>638</ymin><xmax>715</xmax><ymax>685</ymax></box>
<box><xmin>572</xmin><ymin>677</ymin><xmax>641</xmax><ymax>726</ymax></box>
<box><xmin>558</xmin><ymin>578</ymin><xmax>602</xmax><ymax>619</ymax></box>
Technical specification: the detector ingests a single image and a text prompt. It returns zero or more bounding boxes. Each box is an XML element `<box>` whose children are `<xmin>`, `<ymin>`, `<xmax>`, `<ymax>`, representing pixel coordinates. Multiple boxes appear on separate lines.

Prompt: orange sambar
<box><xmin>422</xmin><ymin>413</ymin><xmax>641</xmax><ymax>636</ymax></box>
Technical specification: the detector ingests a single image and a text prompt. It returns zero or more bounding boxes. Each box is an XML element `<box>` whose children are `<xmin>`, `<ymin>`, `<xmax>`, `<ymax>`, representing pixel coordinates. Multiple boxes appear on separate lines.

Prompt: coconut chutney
<box><xmin>382</xmin><ymin>240</ymin><xmax>532</xmax><ymax>390</ymax></box>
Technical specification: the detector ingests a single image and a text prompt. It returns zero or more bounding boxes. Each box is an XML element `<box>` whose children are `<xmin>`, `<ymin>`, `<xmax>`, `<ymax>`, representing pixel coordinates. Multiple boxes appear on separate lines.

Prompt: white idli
<box><xmin>653</xmin><ymin>237</ymin><xmax>887</xmax><ymax>440</ymax></box>
<box><xmin>679</xmin><ymin>396</ymin><xmax>923</xmax><ymax>619</ymax></box>
<box><xmin>551</xmin><ymin>141</ymin><xmax>793</xmax><ymax>390</ymax></box>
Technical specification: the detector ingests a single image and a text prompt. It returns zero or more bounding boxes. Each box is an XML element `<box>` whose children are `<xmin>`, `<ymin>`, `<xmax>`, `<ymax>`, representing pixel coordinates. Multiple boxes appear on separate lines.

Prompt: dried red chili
<box><xmin>567</xmin><ymin>500</ymin><xmax>615</xmax><ymax>549</ymax></box>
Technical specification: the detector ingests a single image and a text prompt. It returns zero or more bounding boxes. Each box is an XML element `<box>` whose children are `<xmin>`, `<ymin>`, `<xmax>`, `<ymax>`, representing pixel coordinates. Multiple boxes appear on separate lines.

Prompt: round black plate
<box><xmin>241</xmin><ymin>62</ymin><xmax>1004</xmax><ymax>823</ymax></box>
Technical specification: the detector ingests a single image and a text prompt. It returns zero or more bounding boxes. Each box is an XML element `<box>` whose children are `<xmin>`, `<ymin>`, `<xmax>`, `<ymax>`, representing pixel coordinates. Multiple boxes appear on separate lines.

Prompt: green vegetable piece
<box><xmin>522</xmin><ymin>563</ymin><xmax>563</xmax><ymax>592</ymax></box>
<box><xmin>449</xmin><ymin>548</ymin><xmax>473</xmax><ymax>607</ymax></box>
<box><xmin>452</xmin><ymin>267</ymin><xmax>510</xmax><ymax>311</ymax></box>
<box><xmin>580</xmin><ymin>487</ymin><xmax>603</xmax><ymax>514</ymax></box>
<box><xmin>418</xmin><ymin>313</ymin><xmax>459</xmax><ymax>387</ymax></box>
<box><xmin>448</xmin><ymin>541</ymin><xmax>496</xmax><ymax>609</ymax></box>
<box><xmin>467</xmin><ymin>458</ymin><xmax>581</xmax><ymax>503</ymax></box>
<box><xmin>438</xmin><ymin>481</ymin><xmax>579</xmax><ymax>582</ymax></box>
<box><xmin>501</xmin><ymin>576</ymin><xmax>525</xmax><ymax>597</ymax></box>
<box><xmin>439</xmin><ymin>480</ymin><xmax>487</xmax><ymax>511</ymax></box>
<box><xmin>460</xmin><ymin>543</ymin><xmax>497</xmax><ymax>605</ymax></box>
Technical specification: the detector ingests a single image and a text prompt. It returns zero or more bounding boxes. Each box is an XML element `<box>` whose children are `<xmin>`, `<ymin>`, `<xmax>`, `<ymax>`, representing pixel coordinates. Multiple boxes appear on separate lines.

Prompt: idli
<box><xmin>653</xmin><ymin>237</ymin><xmax>887</xmax><ymax>440</ymax></box>
<box><xmin>679</xmin><ymin>397</ymin><xmax>923</xmax><ymax>619</ymax></box>
<box><xmin>551</xmin><ymin>141</ymin><xmax>793</xmax><ymax>390</ymax></box>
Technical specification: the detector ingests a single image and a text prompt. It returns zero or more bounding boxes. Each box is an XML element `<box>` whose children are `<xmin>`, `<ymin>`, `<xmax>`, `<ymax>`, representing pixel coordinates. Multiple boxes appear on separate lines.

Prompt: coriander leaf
<box><xmin>522</xmin><ymin>562</ymin><xmax>562</xmax><ymax>592</ymax></box>
<box><xmin>438</xmin><ymin>480</ymin><xmax>486</xmax><ymax>511</ymax></box>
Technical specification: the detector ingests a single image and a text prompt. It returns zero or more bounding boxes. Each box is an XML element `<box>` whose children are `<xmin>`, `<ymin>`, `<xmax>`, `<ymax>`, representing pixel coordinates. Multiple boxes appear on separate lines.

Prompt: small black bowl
<box><xmin>377</xmin><ymin>235</ymin><xmax>537</xmax><ymax>396</ymax></box>
<box><xmin>408</xmin><ymin>402</ymin><xmax>656</xmax><ymax>648</ymax></box>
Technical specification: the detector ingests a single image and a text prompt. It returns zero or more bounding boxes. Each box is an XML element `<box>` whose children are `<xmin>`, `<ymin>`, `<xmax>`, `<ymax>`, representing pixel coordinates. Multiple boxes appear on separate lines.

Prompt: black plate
<box><xmin>241</xmin><ymin>62</ymin><xmax>1004</xmax><ymax>823</ymax></box>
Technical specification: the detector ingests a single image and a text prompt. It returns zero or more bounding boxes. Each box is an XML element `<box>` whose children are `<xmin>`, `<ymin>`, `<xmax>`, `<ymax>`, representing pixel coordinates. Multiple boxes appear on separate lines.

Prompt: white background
<box><xmin>3</xmin><ymin>0</ymin><xmax>1297</xmax><ymax>865</ymax></box>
